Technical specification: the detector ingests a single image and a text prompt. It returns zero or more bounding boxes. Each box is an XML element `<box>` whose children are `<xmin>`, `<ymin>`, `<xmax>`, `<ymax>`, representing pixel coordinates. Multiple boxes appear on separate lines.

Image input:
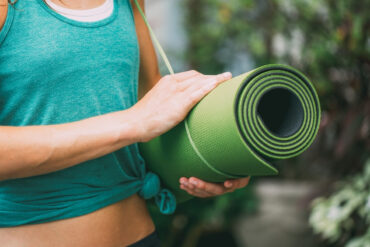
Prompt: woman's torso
<box><xmin>0</xmin><ymin>194</ymin><xmax>155</xmax><ymax>247</ymax></box>
<box><xmin>0</xmin><ymin>0</ymin><xmax>156</xmax><ymax>245</ymax></box>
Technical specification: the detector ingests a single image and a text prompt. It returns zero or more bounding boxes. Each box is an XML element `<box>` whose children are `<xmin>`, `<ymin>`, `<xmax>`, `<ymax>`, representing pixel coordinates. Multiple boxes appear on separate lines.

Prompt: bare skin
<box><xmin>0</xmin><ymin>0</ymin><xmax>251</xmax><ymax>246</ymax></box>
<box><xmin>0</xmin><ymin>0</ymin><xmax>7</xmax><ymax>31</ymax></box>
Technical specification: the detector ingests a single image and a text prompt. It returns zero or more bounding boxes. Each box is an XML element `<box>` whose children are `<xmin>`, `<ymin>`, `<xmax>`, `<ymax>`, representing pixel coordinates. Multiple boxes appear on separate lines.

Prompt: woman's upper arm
<box><xmin>0</xmin><ymin>0</ymin><xmax>8</xmax><ymax>31</ymax></box>
<box><xmin>130</xmin><ymin>0</ymin><xmax>161</xmax><ymax>98</ymax></box>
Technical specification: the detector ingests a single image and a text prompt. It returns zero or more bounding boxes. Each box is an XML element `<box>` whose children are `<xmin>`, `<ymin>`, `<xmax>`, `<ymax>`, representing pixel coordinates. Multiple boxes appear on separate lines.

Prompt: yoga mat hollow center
<box><xmin>139</xmin><ymin>64</ymin><xmax>321</xmax><ymax>202</ymax></box>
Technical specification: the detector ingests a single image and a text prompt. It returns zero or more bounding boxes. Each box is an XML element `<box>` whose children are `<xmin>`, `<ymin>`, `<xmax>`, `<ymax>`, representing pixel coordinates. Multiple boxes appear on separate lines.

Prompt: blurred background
<box><xmin>144</xmin><ymin>0</ymin><xmax>370</xmax><ymax>246</ymax></box>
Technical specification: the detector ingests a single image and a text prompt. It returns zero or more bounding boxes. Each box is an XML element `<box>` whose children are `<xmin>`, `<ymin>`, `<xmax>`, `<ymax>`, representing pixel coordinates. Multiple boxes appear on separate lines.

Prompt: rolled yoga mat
<box><xmin>139</xmin><ymin>64</ymin><xmax>321</xmax><ymax>202</ymax></box>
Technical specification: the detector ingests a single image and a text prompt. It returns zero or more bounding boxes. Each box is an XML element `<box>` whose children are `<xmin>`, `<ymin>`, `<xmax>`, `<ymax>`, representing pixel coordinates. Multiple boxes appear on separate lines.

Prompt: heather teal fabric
<box><xmin>0</xmin><ymin>0</ymin><xmax>175</xmax><ymax>227</ymax></box>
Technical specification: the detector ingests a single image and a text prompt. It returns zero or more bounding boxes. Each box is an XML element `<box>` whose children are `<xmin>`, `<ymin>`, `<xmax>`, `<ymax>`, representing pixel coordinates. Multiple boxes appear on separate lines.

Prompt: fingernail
<box><xmin>190</xmin><ymin>180</ymin><xmax>198</xmax><ymax>186</ymax></box>
<box><xmin>223</xmin><ymin>72</ymin><xmax>232</xmax><ymax>78</ymax></box>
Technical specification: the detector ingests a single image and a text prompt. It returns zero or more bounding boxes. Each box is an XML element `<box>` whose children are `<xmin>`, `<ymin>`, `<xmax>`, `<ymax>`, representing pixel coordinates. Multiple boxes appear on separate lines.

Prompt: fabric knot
<box><xmin>139</xmin><ymin>172</ymin><xmax>177</xmax><ymax>214</ymax></box>
<box><xmin>155</xmin><ymin>189</ymin><xmax>176</xmax><ymax>215</ymax></box>
<box><xmin>139</xmin><ymin>172</ymin><xmax>160</xmax><ymax>199</ymax></box>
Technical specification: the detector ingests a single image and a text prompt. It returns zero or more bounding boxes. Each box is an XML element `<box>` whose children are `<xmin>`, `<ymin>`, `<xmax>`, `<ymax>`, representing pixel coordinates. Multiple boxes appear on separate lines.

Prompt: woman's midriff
<box><xmin>0</xmin><ymin>194</ymin><xmax>155</xmax><ymax>247</ymax></box>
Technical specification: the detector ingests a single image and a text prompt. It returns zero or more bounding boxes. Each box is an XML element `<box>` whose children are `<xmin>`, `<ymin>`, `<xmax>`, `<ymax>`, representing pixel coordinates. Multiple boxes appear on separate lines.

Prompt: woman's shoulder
<box><xmin>0</xmin><ymin>0</ymin><xmax>8</xmax><ymax>32</ymax></box>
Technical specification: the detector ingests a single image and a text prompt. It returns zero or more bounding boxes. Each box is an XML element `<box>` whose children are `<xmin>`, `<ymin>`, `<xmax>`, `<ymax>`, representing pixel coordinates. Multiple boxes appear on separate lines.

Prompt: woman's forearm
<box><xmin>0</xmin><ymin>109</ymin><xmax>141</xmax><ymax>181</ymax></box>
<box><xmin>0</xmin><ymin>70</ymin><xmax>232</xmax><ymax>182</ymax></box>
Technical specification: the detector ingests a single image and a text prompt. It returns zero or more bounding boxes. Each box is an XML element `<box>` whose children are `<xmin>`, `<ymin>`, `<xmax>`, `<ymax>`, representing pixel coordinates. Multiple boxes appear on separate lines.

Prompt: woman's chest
<box><xmin>0</xmin><ymin>1</ymin><xmax>139</xmax><ymax>95</ymax></box>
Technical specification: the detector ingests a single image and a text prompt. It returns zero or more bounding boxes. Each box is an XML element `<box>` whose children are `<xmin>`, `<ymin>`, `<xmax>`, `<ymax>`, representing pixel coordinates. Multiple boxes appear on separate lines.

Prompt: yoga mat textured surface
<box><xmin>140</xmin><ymin>64</ymin><xmax>321</xmax><ymax>202</ymax></box>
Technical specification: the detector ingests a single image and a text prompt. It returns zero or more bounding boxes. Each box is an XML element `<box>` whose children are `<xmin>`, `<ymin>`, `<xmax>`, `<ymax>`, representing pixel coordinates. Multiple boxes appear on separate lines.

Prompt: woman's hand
<box><xmin>130</xmin><ymin>70</ymin><xmax>232</xmax><ymax>142</ymax></box>
<box><xmin>179</xmin><ymin>176</ymin><xmax>251</xmax><ymax>198</ymax></box>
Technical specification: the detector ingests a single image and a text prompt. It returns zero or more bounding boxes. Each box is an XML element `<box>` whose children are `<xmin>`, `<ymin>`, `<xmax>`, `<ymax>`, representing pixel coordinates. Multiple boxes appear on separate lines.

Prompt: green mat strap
<box><xmin>133</xmin><ymin>0</ymin><xmax>175</xmax><ymax>75</ymax></box>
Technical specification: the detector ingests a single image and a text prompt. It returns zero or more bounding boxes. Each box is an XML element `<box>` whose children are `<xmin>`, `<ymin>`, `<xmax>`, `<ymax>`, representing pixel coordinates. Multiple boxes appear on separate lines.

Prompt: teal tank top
<box><xmin>0</xmin><ymin>0</ymin><xmax>175</xmax><ymax>227</ymax></box>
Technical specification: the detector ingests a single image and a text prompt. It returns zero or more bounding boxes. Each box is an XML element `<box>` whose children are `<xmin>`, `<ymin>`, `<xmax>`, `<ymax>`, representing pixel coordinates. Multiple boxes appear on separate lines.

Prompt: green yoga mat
<box><xmin>133</xmin><ymin>0</ymin><xmax>320</xmax><ymax>202</ymax></box>
<box><xmin>139</xmin><ymin>64</ymin><xmax>321</xmax><ymax>202</ymax></box>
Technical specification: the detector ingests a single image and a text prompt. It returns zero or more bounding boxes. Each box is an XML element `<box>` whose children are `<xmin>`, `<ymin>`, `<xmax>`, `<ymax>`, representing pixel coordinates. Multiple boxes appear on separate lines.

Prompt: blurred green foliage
<box><xmin>309</xmin><ymin>159</ymin><xmax>370</xmax><ymax>247</ymax></box>
<box><xmin>149</xmin><ymin>185</ymin><xmax>257</xmax><ymax>247</ymax></box>
<box><xmin>184</xmin><ymin>0</ymin><xmax>369</xmax><ymax>177</ymax></box>
<box><xmin>152</xmin><ymin>0</ymin><xmax>369</xmax><ymax>245</ymax></box>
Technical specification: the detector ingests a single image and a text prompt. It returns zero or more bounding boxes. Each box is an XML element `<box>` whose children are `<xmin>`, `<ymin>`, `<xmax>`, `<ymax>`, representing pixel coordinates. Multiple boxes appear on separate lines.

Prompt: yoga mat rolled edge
<box><xmin>140</xmin><ymin>64</ymin><xmax>321</xmax><ymax>202</ymax></box>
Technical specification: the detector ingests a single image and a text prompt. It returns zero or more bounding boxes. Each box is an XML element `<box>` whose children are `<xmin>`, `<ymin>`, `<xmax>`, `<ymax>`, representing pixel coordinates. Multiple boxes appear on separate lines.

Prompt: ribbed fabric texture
<box><xmin>0</xmin><ymin>0</ymin><xmax>175</xmax><ymax>227</ymax></box>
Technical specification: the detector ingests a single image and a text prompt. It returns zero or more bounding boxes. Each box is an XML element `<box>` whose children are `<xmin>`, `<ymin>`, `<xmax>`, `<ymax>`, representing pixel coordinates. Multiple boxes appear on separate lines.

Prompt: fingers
<box><xmin>184</xmin><ymin>72</ymin><xmax>232</xmax><ymax>104</ymax></box>
<box><xmin>172</xmin><ymin>70</ymin><xmax>200</xmax><ymax>81</ymax></box>
<box><xmin>179</xmin><ymin>177</ymin><xmax>246</xmax><ymax>198</ymax></box>
<box><xmin>176</xmin><ymin>74</ymin><xmax>206</xmax><ymax>91</ymax></box>
<box><xmin>172</xmin><ymin>70</ymin><xmax>231</xmax><ymax>85</ymax></box>
<box><xmin>224</xmin><ymin>177</ymin><xmax>251</xmax><ymax>190</ymax></box>
<box><xmin>169</xmin><ymin>71</ymin><xmax>232</xmax><ymax>100</ymax></box>
<box><xmin>180</xmin><ymin>184</ymin><xmax>212</xmax><ymax>198</ymax></box>
<box><xmin>184</xmin><ymin>72</ymin><xmax>232</xmax><ymax>89</ymax></box>
<box><xmin>194</xmin><ymin>72</ymin><xmax>231</xmax><ymax>94</ymax></box>
<box><xmin>179</xmin><ymin>177</ymin><xmax>215</xmax><ymax>198</ymax></box>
